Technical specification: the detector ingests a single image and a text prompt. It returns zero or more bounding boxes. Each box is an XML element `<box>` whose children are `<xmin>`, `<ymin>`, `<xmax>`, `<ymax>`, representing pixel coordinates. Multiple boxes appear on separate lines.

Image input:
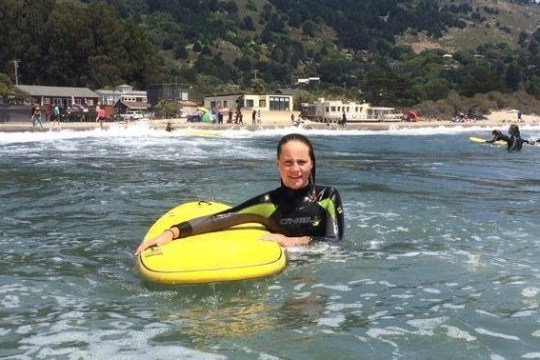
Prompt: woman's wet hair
<box><xmin>508</xmin><ymin>124</ymin><xmax>520</xmax><ymax>137</ymax></box>
<box><xmin>277</xmin><ymin>133</ymin><xmax>316</xmax><ymax>196</ymax></box>
<box><xmin>492</xmin><ymin>129</ymin><xmax>501</xmax><ymax>135</ymax></box>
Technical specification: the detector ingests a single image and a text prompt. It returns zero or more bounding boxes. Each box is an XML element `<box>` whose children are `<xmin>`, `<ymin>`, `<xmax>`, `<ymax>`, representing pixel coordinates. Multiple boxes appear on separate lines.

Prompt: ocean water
<box><xmin>1</xmin><ymin>122</ymin><xmax>540</xmax><ymax>360</ymax></box>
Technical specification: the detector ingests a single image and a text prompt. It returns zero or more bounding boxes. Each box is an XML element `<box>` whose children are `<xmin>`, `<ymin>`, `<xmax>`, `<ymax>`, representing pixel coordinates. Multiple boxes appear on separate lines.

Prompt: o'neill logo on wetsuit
<box><xmin>280</xmin><ymin>216</ymin><xmax>320</xmax><ymax>226</ymax></box>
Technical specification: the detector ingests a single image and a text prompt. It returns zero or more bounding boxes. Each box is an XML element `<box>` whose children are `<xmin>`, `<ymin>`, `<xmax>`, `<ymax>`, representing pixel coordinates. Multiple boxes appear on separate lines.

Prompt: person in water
<box><xmin>135</xmin><ymin>133</ymin><xmax>344</xmax><ymax>255</ymax></box>
<box><xmin>486</xmin><ymin>124</ymin><xmax>532</xmax><ymax>152</ymax></box>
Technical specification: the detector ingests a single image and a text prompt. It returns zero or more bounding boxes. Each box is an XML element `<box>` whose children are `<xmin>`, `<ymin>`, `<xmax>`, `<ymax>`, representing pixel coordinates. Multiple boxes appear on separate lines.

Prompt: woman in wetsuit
<box><xmin>487</xmin><ymin>125</ymin><xmax>532</xmax><ymax>152</ymax></box>
<box><xmin>135</xmin><ymin>134</ymin><xmax>344</xmax><ymax>255</ymax></box>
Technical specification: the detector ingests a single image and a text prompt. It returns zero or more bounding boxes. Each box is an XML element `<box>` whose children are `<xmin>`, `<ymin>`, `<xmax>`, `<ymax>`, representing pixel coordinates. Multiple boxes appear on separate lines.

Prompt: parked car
<box><xmin>121</xmin><ymin>110</ymin><xmax>144</xmax><ymax>120</ymax></box>
<box><xmin>186</xmin><ymin>113</ymin><xmax>202</xmax><ymax>122</ymax></box>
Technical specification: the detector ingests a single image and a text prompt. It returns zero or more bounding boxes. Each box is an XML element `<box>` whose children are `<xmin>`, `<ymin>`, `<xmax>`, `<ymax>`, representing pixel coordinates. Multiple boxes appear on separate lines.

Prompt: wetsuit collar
<box><xmin>279</xmin><ymin>184</ymin><xmax>313</xmax><ymax>205</ymax></box>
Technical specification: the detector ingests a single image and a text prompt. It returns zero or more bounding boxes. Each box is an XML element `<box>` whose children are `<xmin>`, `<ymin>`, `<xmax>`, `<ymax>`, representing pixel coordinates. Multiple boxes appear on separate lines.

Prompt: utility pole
<box><xmin>13</xmin><ymin>60</ymin><xmax>20</xmax><ymax>85</ymax></box>
<box><xmin>253</xmin><ymin>69</ymin><xmax>258</xmax><ymax>81</ymax></box>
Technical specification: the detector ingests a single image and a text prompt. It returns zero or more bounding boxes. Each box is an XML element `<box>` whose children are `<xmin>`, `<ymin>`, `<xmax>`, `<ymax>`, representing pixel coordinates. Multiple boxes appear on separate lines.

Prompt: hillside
<box><xmin>400</xmin><ymin>0</ymin><xmax>540</xmax><ymax>53</ymax></box>
<box><xmin>1</xmin><ymin>0</ymin><xmax>540</xmax><ymax>117</ymax></box>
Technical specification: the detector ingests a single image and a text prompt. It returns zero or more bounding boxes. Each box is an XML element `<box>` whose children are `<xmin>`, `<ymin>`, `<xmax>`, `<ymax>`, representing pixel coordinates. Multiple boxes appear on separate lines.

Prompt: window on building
<box><xmin>246</xmin><ymin>99</ymin><xmax>254</xmax><ymax>108</ymax></box>
<box><xmin>269</xmin><ymin>96</ymin><xmax>290</xmax><ymax>111</ymax></box>
<box><xmin>53</xmin><ymin>98</ymin><xmax>61</xmax><ymax>106</ymax></box>
<box><xmin>259</xmin><ymin>99</ymin><xmax>266</xmax><ymax>108</ymax></box>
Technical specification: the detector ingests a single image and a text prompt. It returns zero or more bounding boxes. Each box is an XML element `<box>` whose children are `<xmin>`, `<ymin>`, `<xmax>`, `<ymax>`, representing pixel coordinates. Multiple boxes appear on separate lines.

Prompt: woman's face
<box><xmin>277</xmin><ymin>140</ymin><xmax>313</xmax><ymax>190</ymax></box>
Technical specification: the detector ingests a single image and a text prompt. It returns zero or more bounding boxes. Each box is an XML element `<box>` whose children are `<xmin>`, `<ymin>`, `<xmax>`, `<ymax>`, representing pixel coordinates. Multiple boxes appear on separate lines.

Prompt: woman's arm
<box><xmin>313</xmin><ymin>186</ymin><xmax>344</xmax><ymax>243</ymax></box>
<box><xmin>135</xmin><ymin>194</ymin><xmax>276</xmax><ymax>255</ymax></box>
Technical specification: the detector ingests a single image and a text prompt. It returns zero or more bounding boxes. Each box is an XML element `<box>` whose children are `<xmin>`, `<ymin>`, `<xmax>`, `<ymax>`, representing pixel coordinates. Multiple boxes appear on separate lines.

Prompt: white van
<box><xmin>121</xmin><ymin>110</ymin><xmax>144</xmax><ymax>120</ymax></box>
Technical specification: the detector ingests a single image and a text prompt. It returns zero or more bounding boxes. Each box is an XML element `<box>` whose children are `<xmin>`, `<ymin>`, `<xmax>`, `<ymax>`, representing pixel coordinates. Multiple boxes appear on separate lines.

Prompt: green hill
<box><xmin>1</xmin><ymin>0</ymin><xmax>540</xmax><ymax>115</ymax></box>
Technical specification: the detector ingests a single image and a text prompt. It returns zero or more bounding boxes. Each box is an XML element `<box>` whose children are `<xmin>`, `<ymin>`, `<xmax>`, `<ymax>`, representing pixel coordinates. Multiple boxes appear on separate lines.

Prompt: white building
<box><xmin>96</xmin><ymin>84</ymin><xmax>147</xmax><ymax>106</ymax></box>
<box><xmin>302</xmin><ymin>98</ymin><xmax>401</xmax><ymax>123</ymax></box>
<box><xmin>203</xmin><ymin>93</ymin><xmax>293</xmax><ymax>113</ymax></box>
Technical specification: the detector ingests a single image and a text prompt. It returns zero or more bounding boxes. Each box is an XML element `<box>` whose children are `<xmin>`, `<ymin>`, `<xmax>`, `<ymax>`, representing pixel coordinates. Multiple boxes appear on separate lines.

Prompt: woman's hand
<box><xmin>260</xmin><ymin>233</ymin><xmax>312</xmax><ymax>247</ymax></box>
<box><xmin>134</xmin><ymin>230</ymin><xmax>175</xmax><ymax>256</ymax></box>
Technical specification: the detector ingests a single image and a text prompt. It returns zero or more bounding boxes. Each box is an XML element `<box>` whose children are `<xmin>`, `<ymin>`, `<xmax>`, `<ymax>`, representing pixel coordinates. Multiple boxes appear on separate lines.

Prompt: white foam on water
<box><xmin>380</xmin><ymin>280</ymin><xmax>397</xmax><ymax>288</ymax></box>
<box><xmin>325</xmin><ymin>302</ymin><xmax>363</xmax><ymax>312</ymax></box>
<box><xmin>312</xmin><ymin>283</ymin><xmax>352</xmax><ymax>292</ymax></box>
<box><xmin>421</xmin><ymin>287</ymin><xmax>441</xmax><ymax>294</ymax></box>
<box><xmin>475</xmin><ymin>309</ymin><xmax>501</xmax><ymax>318</ymax></box>
<box><xmin>511</xmin><ymin>310</ymin><xmax>536</xmax><ymax>318</ymax></box>
<box><xmin>1</xmin><ymin>294</ymin><xmax>20</xmax><ymax>309</ymax></box>
<box><xmin>474</xmin><ymin>327</ymin><xmax>520</xmax><ymax>341</ymax></box>
<box><xmin>522</xmin><ymin>353</ymin><xmax>540</xmax><ymax>359</ymax></box>
<box><xmin>407</xmin><ymin>316</ymin><xmax>448</xmax><ymax>331</ymax></box>
<box><xmin>522</xmin><ymin>287</ymin><xmax>540</xmax><ymax>298</ymax></box>
<box><xmin>441</xmin><ymin>325</ymin><xmax>477</xmax><ymax>342</ymax></box>
<box><xmin>391</xmin><ymin>293</ymin><xmax>415</xmax><ymax>299</ymax></box>
<box><xmin>16</xmin><ymin>322</ymin><xmax>227</xmax><ymax>360</ymax></box>
<box><xmin>293</xmin><ymin>291</ymin><xmax>312</xmax><ymax>299</ymax></box>
<box><xmin>368</xmin><ymin>311</ymin><xmax>390</xmax><ymax>320</ymax></box>
<box><xmin>442</xmin><ymin>303</ymin><xmax>466</xmax><ymax>310</ymax></box>
<box><xmin>3</xmin><ymin>121</ymin><xmax>540</xmax><ymax>145</ymax></box>
<box><xmin>317</xmin><ymin>313</ymin><xmax>347</xmax><ymax>327</ymax></box>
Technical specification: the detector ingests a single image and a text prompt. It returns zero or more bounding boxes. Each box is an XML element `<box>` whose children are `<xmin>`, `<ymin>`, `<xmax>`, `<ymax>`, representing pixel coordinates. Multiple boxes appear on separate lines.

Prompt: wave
<box><xmin>1</xmin><ymin>121</ymin><xmax>540</xmax><ymax>144</ymax></box>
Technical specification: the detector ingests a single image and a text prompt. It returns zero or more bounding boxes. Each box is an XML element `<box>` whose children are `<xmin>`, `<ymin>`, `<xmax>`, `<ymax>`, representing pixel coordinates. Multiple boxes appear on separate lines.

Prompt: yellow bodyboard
<box><xmin>136</xmin><ymin>201</ymin><xmax>286</xmax><ymax>285</ymax></box>
<box><xmin>469</xmin><ymin>136</ymin><xmax>505</xmax><ymax>146</ymax></box>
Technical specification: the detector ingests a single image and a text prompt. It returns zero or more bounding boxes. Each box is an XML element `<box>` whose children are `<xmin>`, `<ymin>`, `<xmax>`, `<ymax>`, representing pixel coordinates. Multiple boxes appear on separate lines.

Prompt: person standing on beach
<box><xmin>52</xmin><ymin>105</ymin><xmax>60</xmax><ymax>127</ymax></box>
<box><xmin>32</xmin><ymin>105</ymin><xmax>43</xmax><ymax>128</ymax></box>
<box><xmin>252</xmin><ymin>109</ymin><xmax>257</xmax><ymax>125</ymax></box>
<box><xmin>340</xmin><ymin>112</ymin><xmax>347</xmax><ymax>127</ymax></box>
<box><xmin>95</xmin><ymin>105</ymin><xmax>106</xmax><ymax>129</ymax></box>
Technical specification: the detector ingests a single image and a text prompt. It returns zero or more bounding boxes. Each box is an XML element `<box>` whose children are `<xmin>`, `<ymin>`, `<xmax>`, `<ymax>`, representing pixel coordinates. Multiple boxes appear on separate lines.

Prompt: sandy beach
<box><xmin>2</xmin><ymin>109</ymin><xmax>539</xmax><ymax>132</ymax></box>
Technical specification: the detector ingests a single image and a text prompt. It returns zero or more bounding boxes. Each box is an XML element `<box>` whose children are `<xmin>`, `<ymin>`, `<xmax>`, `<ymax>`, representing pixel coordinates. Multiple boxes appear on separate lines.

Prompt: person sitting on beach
<box><xmin>487</xmin><ymin>125</ymin><xmax>533</xmax><ymax>152</ymax></box>
<box><xmin>135</xmin><ymin>133</ymin><xmax>344</xmax><ymax>255</ymax></box>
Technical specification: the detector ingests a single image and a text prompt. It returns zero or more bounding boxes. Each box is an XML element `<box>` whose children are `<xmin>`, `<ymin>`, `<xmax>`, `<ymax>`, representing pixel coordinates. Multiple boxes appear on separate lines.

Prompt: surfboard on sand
<box><xmin>468</xmin><ymin>136</ymin><xmax>506</xmax><ymax>146</ymax></box>
<box><xmin>136</xmin><ymin>201</ymin><xmax>286</xmax><ymax>285</ymax></box>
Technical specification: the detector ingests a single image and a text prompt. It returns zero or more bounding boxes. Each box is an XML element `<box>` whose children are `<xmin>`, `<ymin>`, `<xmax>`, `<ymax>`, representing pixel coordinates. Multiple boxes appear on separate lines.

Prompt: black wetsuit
<box><xmin>488</xmin><ymin>133</ymin><xmax>528</xmax><ymax>152</ymax></box>
<box><xmin>173</xmin><ymin>185</ymin><xmax>344</xmax><ymax>243</ymax></box>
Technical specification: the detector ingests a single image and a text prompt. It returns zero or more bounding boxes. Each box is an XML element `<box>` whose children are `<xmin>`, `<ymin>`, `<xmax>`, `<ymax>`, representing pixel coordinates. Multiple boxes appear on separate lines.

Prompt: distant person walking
<box><xmin>52</xmin><ymin>104</ymin><xmax>60</xmax><ymax>127</ymax></box>
<box><xmin>517</xmin><ymin>110</ymin><xmax>523</xmax><ymax>123</ymax></box>
<box><xmin>32</xmin><ymin>105</ymin><xmax>43</xmax><ymax>128</ymax></box>
<box><xmin>340</xmin><ymin>112</ymin><xmax>347</xmax><ymax>127</ymax></box>
<box><xmin>252</xmin><ymin>109</ymin><xmax>257</xmax><ymax>125</ymax></box>
<box><xmin>96</xmin><ymin>105</ymin><xmax>106</xmax><ymax>129</ymax></box>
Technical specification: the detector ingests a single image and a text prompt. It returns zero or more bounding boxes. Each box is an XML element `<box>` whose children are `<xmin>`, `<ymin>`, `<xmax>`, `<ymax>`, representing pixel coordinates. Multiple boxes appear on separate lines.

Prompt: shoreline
<box><xmin>2</xmin><ymin>110</ymin><xmax>539</xmax><ymax>133</ymax></box>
